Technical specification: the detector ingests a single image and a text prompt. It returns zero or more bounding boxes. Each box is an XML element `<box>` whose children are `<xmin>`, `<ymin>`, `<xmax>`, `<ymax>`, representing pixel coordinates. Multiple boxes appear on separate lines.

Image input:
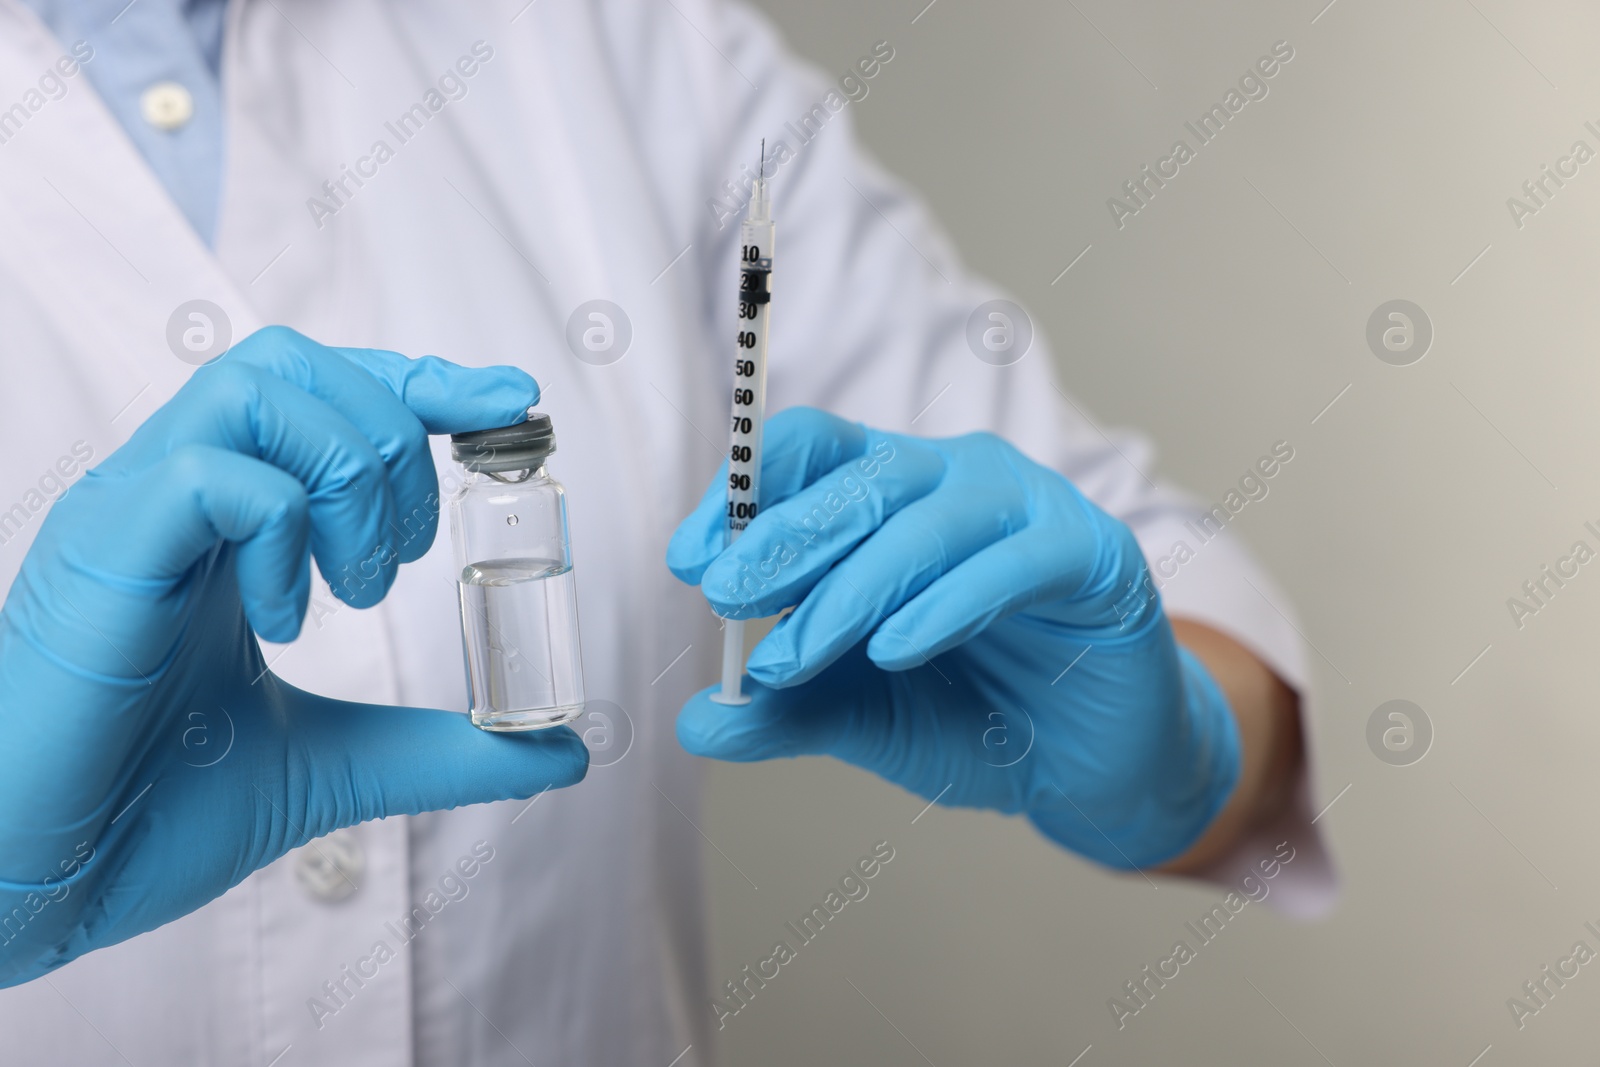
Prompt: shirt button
<box><xmin>294</xmin><ymin>828</ymin><xmax>365</xmax><ymax>903</ymax></box>
<box><xmin>139</xmin><ymin>81</ymin><xmax>194</xmax><ymax>131</ymax></box>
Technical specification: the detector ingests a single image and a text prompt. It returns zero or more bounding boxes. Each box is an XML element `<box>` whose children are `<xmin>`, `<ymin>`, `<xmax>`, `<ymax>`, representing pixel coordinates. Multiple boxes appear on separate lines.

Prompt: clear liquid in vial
<box><xmin>458</xmin><ymin>557</ymin><xmax>585</xmax><ymax>731</ymax></box>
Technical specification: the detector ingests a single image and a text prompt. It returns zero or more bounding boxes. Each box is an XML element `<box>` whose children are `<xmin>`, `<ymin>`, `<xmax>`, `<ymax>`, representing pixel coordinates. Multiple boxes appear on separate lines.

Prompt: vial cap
<box><xmin>450</xmin><ymin>413</ymin><xmax>556</xmax><ymax>473</ymax></box>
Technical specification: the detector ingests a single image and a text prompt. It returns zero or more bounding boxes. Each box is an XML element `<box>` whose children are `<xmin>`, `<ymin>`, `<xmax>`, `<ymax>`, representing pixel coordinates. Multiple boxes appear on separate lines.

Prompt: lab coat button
<box><xmin>140</xmin><ymin>82</ymin><xmax>194</xmax><ymax>130</ymax></box>
<box><xmin>294</xmin><ymin>828</ymin><xmax>365</xmax><ymax>902</ymax></box>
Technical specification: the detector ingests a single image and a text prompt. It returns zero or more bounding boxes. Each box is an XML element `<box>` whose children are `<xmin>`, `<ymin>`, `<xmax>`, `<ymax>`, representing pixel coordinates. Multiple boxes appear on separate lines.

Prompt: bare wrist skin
<box><xmin>1155</xmin><ymin>618</ymin><xmax>1303</xmax><ymax>874</ymax></box>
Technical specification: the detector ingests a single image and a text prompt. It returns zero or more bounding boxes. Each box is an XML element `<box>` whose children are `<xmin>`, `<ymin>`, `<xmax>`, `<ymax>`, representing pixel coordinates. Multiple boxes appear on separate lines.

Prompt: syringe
<box><xmin>711</xmin><ymin>143</ymin><xmax>774</xmax><ymax>706</ymax></box>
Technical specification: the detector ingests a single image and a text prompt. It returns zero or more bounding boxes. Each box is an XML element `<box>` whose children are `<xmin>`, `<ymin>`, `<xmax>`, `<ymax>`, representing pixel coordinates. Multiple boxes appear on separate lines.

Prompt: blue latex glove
<box><xmin>0</xmin><ymin>327</ymin><xmax>587</xmax><ymax>987</ymax></box>
<box><xmin>667</xmin><ymin>408</ymin><xmax>1239</xmax><ymax>870</ymax></box>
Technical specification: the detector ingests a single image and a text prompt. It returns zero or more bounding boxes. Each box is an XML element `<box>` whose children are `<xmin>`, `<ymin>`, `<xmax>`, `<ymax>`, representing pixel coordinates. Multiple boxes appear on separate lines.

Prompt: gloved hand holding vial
<box><xmin>0</xmin><ymin>328</ymin><xmax>588</xmax><ymax>986</ymax></box>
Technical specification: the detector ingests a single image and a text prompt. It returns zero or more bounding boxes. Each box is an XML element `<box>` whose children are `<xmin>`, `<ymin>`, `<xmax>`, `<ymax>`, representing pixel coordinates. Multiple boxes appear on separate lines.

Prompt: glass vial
<box><xmin>448</xmin><ymin>413</ymin><xmax>586</xmax><ymax>731</ymax></box>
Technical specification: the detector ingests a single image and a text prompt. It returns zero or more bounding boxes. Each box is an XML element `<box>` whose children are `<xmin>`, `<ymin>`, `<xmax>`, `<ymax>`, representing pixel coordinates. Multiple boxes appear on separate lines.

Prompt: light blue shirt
<box><xmin>22</xmin><ymin>0</ymin><xmax>227</xmax><ymax>242</ymax></box>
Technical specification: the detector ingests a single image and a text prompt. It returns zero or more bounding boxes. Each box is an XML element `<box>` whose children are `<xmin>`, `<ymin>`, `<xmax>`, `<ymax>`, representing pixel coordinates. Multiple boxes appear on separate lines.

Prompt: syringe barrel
<box><xmin>715</xmin><ymin>177</ymin><xmax>774</xmax><ymax>704</ymax></box>
<box><xmin>725</xmin><ymin>213</ymin><xmax>773</xmax><ymax>549</ymax></box>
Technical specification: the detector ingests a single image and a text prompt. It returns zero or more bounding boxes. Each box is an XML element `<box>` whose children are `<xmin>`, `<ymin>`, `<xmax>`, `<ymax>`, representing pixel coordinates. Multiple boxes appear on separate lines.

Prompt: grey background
<box><xmin>701</xmin><ymin>1</ymin><xmax>1600</xmax><ymax>1063</ymax></box>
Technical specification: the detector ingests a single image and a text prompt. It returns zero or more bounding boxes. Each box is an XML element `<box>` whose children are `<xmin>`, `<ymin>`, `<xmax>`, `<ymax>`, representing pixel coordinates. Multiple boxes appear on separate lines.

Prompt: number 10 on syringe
<box><xmin>712</xmin><ymin>144</ymin><xmax>774</xmax><ymax>706</ymax></box>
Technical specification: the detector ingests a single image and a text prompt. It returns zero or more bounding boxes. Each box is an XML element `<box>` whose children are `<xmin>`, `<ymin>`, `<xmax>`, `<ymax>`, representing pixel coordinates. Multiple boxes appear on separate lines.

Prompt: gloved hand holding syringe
<box><xmin>671</xmin><ymin>144</ymin><xmax>1268</xmax><ymax>875</ymax></box>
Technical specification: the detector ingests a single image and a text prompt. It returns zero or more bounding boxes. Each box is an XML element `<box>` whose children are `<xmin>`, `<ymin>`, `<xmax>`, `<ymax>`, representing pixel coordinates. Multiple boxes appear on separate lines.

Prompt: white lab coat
<box><xmin>0</xmin><ymin>0</ymin><xmax>1330</xmax><ymax>1062</ymax></box>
